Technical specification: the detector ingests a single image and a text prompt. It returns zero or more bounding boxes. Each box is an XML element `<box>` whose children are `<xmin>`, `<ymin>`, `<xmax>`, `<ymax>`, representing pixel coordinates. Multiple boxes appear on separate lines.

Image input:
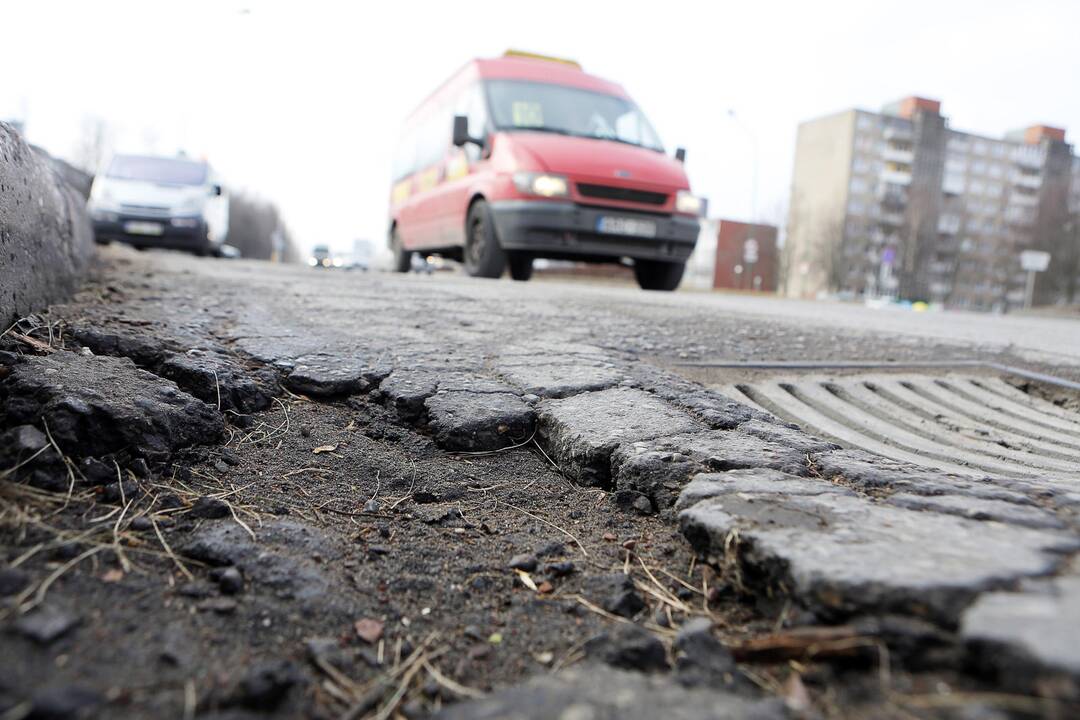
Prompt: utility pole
<box><xmin>727</xmin><ymin>109</ymin><xmax>759</xmax><ymax>224</ymax></box>
<box><xmin>728</xmin><ymin>110</ymin><xmax>761</xmax><ymax>292</ymax></box>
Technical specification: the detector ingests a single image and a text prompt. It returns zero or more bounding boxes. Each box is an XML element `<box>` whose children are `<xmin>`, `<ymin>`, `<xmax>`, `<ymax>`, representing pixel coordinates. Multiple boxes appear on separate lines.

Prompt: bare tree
<box><xmin>1060</xmin><ymin>211</ymin><xmax>1080</xmax><ymax>305</ymax></box>
<box><xmin>227</xmin><ymin>191</ymin><xmax>302</xmax><ymax>262</ymax></box>
<box><xmin>819</xmin><ymin>216</ymin><xmax>850</xmax><ymax>294</ymax></box>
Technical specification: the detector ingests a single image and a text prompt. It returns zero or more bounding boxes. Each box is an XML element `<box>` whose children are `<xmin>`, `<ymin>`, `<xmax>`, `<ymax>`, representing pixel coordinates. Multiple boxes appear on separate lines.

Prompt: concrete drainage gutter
<box><xmin>0</xmin><ymin>121</ymin><xmax>95</xmax><ymax>329</ymax></box>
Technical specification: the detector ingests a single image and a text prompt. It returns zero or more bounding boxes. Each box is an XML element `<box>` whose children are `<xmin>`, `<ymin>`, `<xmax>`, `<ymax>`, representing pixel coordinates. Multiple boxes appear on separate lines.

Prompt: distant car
<box><xmin>411</xmin><ymin>254</ymin><xmax>434</xmax><ymax>274</ymax></box>
<box><xmin>348</xmin><ymin>239</ymin><xmax>374</xmax><ymax>271</ymax></box>
<box><xmin>309</xmin><ymin>245</ymin><xmax>332</xmax><ymax>268</ymax></box>
<box><xmin>88</xmin><ymin>154</ymin><xmax>229</xmax><ymax>256</ymax></box>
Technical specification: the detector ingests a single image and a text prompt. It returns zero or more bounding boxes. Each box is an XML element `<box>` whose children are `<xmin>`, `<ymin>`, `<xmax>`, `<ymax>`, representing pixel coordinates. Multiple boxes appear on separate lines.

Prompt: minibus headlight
<box><xmin>676</xmin><ymin>190</ymin><xmax>704</xmax><ymax>216</ymax></box>
<box><xmin>513</xmin><ymin>172</ymin><xmax>569</xmax><ymax>198</ymax></box>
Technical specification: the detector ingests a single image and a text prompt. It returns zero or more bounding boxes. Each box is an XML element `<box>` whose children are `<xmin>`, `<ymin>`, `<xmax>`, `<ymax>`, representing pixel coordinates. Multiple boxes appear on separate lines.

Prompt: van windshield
<box><xmin>106</xmin><ymin>155</ymin><xmax>208</xmax><ymax>186</ymax></box>
<box><xmin>485</xmin><ymin>80</ymin><xmax>664</xmax><ymax>152</ymax></box>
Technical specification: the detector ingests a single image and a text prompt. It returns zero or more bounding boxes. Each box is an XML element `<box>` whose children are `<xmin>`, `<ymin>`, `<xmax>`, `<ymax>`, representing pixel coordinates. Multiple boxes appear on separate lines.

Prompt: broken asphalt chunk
<box><xmin>159</xmin><ymin>351</ymin><xmax>271</xmax><ymax>413</ymax></box>
<box><xmin>0</xmin><ymin>352</ymin><xmax>222</xmax><ymax>460</ymax></box>
<box><xmin>539</xmin><ymin>387</ymin><xmax>703</xmax><ymax>487</ymax></box>
<box><xmin>679</xmin><ymin>490</ymin><xmax>1078</xmax><ymax>625</ymax></box>
<box><xmin>425</xmin><ymin>387</ymin><xmax>535</xmax><ymax>451</ymax></box>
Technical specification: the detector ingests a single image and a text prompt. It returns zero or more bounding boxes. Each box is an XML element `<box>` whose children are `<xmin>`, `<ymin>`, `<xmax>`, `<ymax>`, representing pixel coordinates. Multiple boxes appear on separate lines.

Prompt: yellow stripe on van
<box><xmin>391</xmin><ymin>180</ymin><xmax>411</xmax><ymax>204</ymax></box>
<box><xmin>417</xmin><ymin>167</ymin><xmax>440</xmax><ymax>192</ymax></box>
<box><xmin>446</xmin><ymin>151</ymin><xmax>468</xmax><ymax>181</ymax></box>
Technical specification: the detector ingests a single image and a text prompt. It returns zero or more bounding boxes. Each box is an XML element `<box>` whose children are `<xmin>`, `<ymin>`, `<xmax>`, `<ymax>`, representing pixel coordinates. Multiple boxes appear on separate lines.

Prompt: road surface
<box><xmin>2</xmin><ymin>246</ymin><xmax>1078</xmax><ymax>719</ymax></box>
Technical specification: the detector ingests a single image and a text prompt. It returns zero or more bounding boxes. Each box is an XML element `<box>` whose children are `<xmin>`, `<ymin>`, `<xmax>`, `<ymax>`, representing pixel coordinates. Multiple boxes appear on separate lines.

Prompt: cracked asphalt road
<box><xmin>2</xmin><ymin>245</ymin><xmax>1079</xmax><ymax>719</ymax></box>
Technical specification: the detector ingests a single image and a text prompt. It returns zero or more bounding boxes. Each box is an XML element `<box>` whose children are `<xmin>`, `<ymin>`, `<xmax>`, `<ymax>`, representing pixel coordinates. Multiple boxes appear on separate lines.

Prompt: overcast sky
<box><xmin>3</xmin><ymin>0</ymin><xmax>1078</xmax><ymax>254</ymax></box>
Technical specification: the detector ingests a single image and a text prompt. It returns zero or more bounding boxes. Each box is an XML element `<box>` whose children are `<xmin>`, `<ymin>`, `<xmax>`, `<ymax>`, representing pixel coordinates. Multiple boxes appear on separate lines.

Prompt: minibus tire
<box><xmin>508</xmin><ymin>253</ymin><xmax>533</xmax><ymax>282</ymax></box>
<box><xmin>634</xmin><ymin>259</ymin><xmax>685</xmax><ymax>291</ymax></box>
<box><xmin>464</xmin><ymin>201</ymin><xmax>507</xmax><ymax>279</ymax></box>
<box><xmin>391</xmin><ymin>230</ymin><xmax>412</xmax><ymax>273</ymax></box>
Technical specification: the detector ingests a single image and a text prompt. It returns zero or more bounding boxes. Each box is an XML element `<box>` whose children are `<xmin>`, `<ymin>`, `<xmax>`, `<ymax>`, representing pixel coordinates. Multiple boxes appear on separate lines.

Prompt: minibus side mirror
<box><xmin>453</xmin><ymin>115</ymin><xmax>484</xmax><ymax>148</ymax></box>
<box><xmin>212</xmin><ymin>184</ymin><xmax>224</xmax><ymax>196</ymax></box>
<box><xmin>452</xmin><ymin>116</ymin><xmax>471</xmax><ymax>147</ymax></box>
<box><xmin>675</xmin><ymin>147</ymin><xmax>686</xmax><ymax>163</ymax></box>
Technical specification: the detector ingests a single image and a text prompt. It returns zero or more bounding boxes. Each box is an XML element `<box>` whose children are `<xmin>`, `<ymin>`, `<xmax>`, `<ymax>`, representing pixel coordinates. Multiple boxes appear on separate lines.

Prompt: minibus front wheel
<box><xmin>634</xmin><ymin>259</ymin><xmax>685</xmax><ymax>291</ymax></box>
<box><xmin>391</xmin><ymin>229</ymin><xmax>412</xmax><ymax>273</ymax></box>
<box><xmin>464</xmin><ymin>201</ymin><xmax>507</xmax><ymax>279</ymax></box>
<box><xmin>508</xmin><ymin>253</ymin><xmax>533</xmax><ymax>282</ymax></box>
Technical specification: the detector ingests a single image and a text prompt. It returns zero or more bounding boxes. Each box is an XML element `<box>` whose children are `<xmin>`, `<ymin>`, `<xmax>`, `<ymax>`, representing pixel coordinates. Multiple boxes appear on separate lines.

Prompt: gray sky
<box><xmin>3</xmin><ymin>0</ymin><xmax>1078</xmax><ymax>254</ymax></box>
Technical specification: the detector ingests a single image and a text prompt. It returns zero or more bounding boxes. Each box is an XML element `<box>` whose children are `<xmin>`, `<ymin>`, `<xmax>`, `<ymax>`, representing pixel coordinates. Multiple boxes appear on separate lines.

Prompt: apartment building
<box><xmin>785</xmin><ymin>96</ymin><xmax>1080</xmax><ymax>309</ymax></box>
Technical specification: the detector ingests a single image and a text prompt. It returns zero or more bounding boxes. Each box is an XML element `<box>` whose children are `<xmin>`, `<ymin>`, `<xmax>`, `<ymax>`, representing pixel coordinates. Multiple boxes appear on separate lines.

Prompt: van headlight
<box><xmin>513</xmin><ymin>172</ymin><xmax>569</xmax><ymax>198</ymax></box>
<box><xmin>174</xmin><ymin>197</ymin><xmax>204</xmax><ymax>216</ymax></box>
<box><xmin>676</xmin><ymin>190</ymin><xmax>704</xmax><ymax>216</ymax></box>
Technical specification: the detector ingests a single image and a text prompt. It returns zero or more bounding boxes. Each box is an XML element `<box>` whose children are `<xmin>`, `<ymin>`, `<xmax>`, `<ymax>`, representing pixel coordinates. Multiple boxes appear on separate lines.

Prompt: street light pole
<box><xmin>727</xmin><ymin>109</ymin><xmax>759</xmax><ymax>224</ymax></box>
<box><xmin>729</xmin><ymin>110</ymin><xmax>760</xmax><ymax>291</ymax></box>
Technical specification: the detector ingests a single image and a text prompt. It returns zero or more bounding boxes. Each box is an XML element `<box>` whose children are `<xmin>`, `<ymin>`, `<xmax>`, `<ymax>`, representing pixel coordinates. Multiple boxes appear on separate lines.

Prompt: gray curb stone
<box><xmin>1</xmin><ymin>122</ymin><xmax>94</xmax><ymax>327</ymax></box>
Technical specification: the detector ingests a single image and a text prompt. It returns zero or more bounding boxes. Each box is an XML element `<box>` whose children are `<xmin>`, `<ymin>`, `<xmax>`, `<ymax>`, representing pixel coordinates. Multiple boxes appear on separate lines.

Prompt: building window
<box><xmin>973</xmin><ymin>140</ymin><xmax>988</xmax><ymax>155</ymax></box>
<box><xmin>849</xmin><ymin>177</ymin><xmax>868</xmax><ymax>194</ymax></box>
<box><xmin>943</xmin><ymin>173</ymin><xmax>965</xmax><ymax>194</ymax></box>
<box><xmin>971</xmin><ymin>161</ymin><xmax>987</xmax><ymax>176</ymax></box>
<box><xmin>948</xmin><ymin>137</ymin><xmax>970</xmax><ymax>153</ymax></box>
<box><xmin>848</xmin><ymin>200</ymin><xmax>865</xmax><ymax>216</ymax></box>
<box><xmin>969</xmin><ymin>180</ymin><xmax>986</xmax><ymax>195</ymax></box>
<box><xmin>857</xmin><ymin>114</ymin><xmax>875</xmax><ymax>130</ymax></box>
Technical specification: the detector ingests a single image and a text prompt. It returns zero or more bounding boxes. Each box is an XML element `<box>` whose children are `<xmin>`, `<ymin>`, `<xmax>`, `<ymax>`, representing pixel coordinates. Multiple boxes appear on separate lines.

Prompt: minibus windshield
<box><xmin>486</xmin><ymin>80</ymin><xmax>664</xmax><ymax>152</ymax></box>
<box><xmin>106</xmin><ymin>155</ymin><xmax>209</xmax><ymax>186</ymax></box>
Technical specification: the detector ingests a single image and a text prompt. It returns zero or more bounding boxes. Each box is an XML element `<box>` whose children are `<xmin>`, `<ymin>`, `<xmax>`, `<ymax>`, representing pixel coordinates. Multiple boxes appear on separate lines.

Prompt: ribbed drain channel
<box><xmin>728</xmin><ymin>374</ymin><xmax>1080</xmax><ymax>479</ymax></box>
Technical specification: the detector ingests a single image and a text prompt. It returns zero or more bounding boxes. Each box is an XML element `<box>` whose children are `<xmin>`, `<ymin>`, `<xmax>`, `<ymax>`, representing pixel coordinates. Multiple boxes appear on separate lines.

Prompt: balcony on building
<box><xmin>876</xmin><ymin>182</ymin><xmax>908</xmax><ymax>208</ymax></box>
<box><xmin>1008</xmin><ymin>191</ymin><xmax>1039</xmax><ymax>207</ymax></box>
<box><xmin>937</xmin><ymin>215</ymin><xmax>961</xmax><ymax>235</ymax></box>
<box><xmin>880</xmin><ymin>165</ymin><xmax>912</xmax><ymax>186</ymax></box>
<box><xmin>942</xmin><ymin>174</ymin><xmax>965</xmax><ymax>196</ymax></box>
<box><xmin>1011</xmin><ymin>172</ymin><xmax>1042</xmax><ymax>190</ymax></box>
<box><xmin>882</xmin><ymin>144</ymin><xmax>915</xmax><ymax>165</ymax></box>
<box><xmin>882</xmin><ymin>125</ymin><xmax>914</xmax><ymax>142</ymax></box>
<box><xmin>1010</xmin><ymin>144</ymin><xmax>1045</xmax><ymax>169</ymax></box>
<box><xmin>879</xmin><ymin>211</ymin><xmax>905</xmax><ymax>226</ymax></box>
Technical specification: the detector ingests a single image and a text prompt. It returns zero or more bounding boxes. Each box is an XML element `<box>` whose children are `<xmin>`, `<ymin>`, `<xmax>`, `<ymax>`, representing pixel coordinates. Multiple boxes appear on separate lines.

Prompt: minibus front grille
<box><xmin>121</xmin><ymin>204</ymin><xmax>171</xmax><ymax>216</ymax></box>
<box><xmin>576</xmin><ymin>184</ymin><xmax>668</xmax><ymax>206</ymax></box>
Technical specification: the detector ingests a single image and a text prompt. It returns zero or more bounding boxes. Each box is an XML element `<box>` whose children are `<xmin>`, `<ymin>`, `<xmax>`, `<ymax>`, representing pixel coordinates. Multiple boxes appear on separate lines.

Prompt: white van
<box><xmin>88</xmin><ymin>154</ymin><xmax>229</xmax><ymax>256</ymax></box>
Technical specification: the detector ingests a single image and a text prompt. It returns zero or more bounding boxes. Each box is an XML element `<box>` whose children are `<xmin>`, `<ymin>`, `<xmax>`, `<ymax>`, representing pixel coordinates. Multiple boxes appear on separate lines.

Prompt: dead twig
<box><xmin>152</xmin><ymin>516</ymin><xmax>194</xmax><ymax>581</ymax></box>
<box><xmin>421</xmin><ymin>659</ymin><xmax>484</xmax><ymax>699</ymax></box>
<box><xmin>497</xmin><ymin>499</ymin><xmax>588</xmax><ymax>557</ymax></box>
<box><xmin>17</xmin><ymin>545</ymin><xmax>106</xmax><ymax>613</ymax></box>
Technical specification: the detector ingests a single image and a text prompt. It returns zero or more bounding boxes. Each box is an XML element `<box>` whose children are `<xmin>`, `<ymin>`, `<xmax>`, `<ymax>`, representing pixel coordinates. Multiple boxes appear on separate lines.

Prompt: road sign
<box><xmin>1020</xmin><ymin>250</ymin><xmax>1051</xmax><ymax>272</ymax></box>
<box><xmin>881</xmin><ymin>247</ymin><xmax>896</xmax><ymax>266</ymax></box>
<box><xmin>743</xmin><ymin>238</ymin><xmax>759</xmax><ymax>264</ymax></box>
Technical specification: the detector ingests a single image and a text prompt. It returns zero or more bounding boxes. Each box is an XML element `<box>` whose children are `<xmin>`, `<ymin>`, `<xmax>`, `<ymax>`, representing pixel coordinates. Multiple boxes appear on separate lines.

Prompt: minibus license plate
<box><xmin>596</xmin><ymin>216</ymin><xmax>657</xmax><ymax>238</ymax></box>
<box><xmin>124</xmin><ymin>221</ymin><xmax>164</xmax><ymax>236</ymax></box>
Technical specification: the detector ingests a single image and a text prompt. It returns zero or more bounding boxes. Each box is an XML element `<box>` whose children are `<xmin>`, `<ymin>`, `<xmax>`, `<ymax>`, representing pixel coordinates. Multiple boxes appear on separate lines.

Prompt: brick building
<box><xmin>686</xmin><ymin>219</ymin><xmax>779</xmax><ymax>292</ymax></box>
<box><xmin>784</xmin><ymin>96</ymin><xmax>1080</xmax><ymax>309</ymax></box>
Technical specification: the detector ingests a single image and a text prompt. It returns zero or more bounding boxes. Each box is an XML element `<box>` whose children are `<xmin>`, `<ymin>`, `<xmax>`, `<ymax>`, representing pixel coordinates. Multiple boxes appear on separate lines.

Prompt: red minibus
<box><xmin>388</xmin><ymin>51</ymin><xmax>704</xmax><ymax>290</ymax></box>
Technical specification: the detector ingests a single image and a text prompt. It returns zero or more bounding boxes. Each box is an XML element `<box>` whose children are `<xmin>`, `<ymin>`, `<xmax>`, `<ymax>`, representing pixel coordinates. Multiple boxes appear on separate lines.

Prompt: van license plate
<box><xmin>124</xmin><ymin>221</ymin><xmax>164</xmax><ymax>236</ymax></box>
<box><xmin>596</xmin><ymin>216</ymin><xmax>657</xmax><ymax>238</ymax></box>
